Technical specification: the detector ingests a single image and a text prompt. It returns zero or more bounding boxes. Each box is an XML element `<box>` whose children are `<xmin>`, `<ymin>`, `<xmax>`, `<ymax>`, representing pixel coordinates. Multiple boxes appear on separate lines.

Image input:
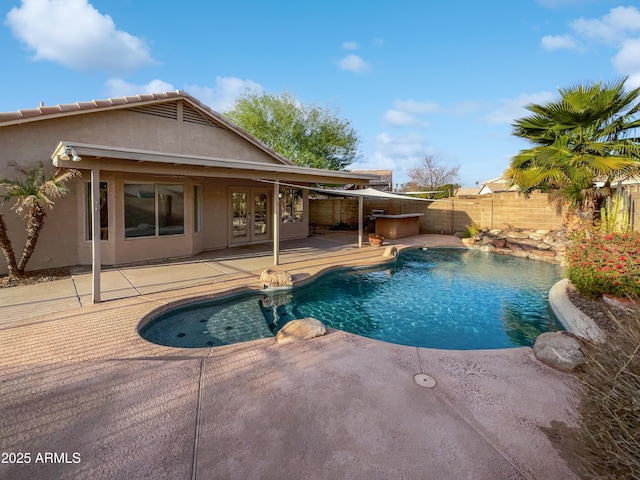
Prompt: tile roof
<box><xmin>0</xmin><ymin>90</ymin><xmax>296</xmax><ymax>166</ymax></box>
<box><xmin>0</xmin><ymin>91</ymin><xmax>187</xmax><ymax>124</ymax></box>
<box><xmin>454</xmin><ymin>187</ymin><xmax>481</xmax><ymax>196</ymax></box>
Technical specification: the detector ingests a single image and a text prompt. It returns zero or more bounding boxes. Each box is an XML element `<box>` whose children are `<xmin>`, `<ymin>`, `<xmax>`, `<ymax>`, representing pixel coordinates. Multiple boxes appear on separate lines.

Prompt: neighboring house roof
<box><xmin>345</xmin><ymin>169</ymin><xmax>393</xmax><ymax>191</ymax></box>
<box><xmin>0</xmin><ymin>90</ymin><xmax>295</xmax><ymax>167</ymax></box>
<box><xmin>351</xmin><ymin>169</ymin><xmax>392</xmax><ymax>182</ymax></box>
<box><xmin>454</xmin><ymin>187</ymin><xmax>481</xmax><ymax>196</ymax></box>
<box><xmin>618</xmin><ymin>175</ymin><xmax>640</xmax><ymax>186</ymax></box>
<box><xmin>478</xmin><ymin>176</ymin><xmax>518</xmax><ymax>194</ymax></box>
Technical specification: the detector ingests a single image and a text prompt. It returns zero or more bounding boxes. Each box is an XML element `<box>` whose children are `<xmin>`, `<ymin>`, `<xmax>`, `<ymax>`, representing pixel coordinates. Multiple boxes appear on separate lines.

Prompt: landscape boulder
<box><xmin>382</xmin><ymin>246</ymin><xmax>398</xmax><ymax>258</ymax></box>
<box><xmin>275</xmin><ymin>318</ymin><xmax>327</xmax><ymax>344</ymax></box>
<box><xmin>533</xmin><ymin>332</ymin><xmax>585</xmax><ymax>373</ymax></box>
<box><xmin>492</xmin><ymin>238</ymin><xmax>507</xmax><ymax>248</ymax></box>
<box><xmin>260</xmin><ymin>269</ymin><xmax>293</xmax><ymax>288</ymax></box>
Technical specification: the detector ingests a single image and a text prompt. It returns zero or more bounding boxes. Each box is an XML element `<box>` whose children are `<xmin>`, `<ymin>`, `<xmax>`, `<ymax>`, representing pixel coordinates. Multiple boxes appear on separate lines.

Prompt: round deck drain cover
<box><xmin>413</xmin><ymin>373</ymin><xmax>436</xmax><ymax>388</ymax></box>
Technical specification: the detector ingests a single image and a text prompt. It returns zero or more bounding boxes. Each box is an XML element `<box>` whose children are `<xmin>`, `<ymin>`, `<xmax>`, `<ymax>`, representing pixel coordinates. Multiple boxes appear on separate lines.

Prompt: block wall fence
<box><xmin>309</xmin><ymin>191</ymin><xmax>567</xmax><ymax>234</ymax></box>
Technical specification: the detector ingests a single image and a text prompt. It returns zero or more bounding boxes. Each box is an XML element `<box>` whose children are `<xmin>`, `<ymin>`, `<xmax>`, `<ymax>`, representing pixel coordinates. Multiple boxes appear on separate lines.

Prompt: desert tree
<box><xmin>225</xmin><ymin>91</ymin><xmax>360</xmax><ymax>170</ymax></box>
<box><xmin>406</xmin><ymin>156</ymin><xmax>461</xmax><ymax>191</ymax></box>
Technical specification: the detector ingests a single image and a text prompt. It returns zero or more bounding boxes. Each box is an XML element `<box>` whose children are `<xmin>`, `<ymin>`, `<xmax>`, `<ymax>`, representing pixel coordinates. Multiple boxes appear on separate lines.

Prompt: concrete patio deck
<box><xmin>0</xmin><ymin>232</ymin><xmax>579</xmax><ymax>479</ymax></box>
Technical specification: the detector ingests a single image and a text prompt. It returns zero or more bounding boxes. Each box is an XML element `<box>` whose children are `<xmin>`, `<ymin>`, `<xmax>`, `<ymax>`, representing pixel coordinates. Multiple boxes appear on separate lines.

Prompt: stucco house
<box><xmin>0</xmin><ymin>91</ymin><xmax>376</xmax><ymax>276</ymax></box>
<box><xmin>477</xmin><ymin>177</ymin><xmax>519</xmax><ymax>195</ymax></box>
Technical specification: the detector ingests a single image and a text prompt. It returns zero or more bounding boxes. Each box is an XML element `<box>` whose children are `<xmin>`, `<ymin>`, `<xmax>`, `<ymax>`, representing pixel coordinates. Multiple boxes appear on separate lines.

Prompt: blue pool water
<box><xmin>140</xmin><ymin>248</ymin><xmax>563</xmax><ymax>350</ymax></box>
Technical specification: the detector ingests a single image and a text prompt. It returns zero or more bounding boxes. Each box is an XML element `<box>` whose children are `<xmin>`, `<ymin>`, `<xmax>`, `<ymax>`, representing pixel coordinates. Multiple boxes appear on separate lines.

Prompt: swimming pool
<box><xmin>140</xmin><ymin>248</ymin><xmax>563</xmax><ymax>350</ymax></box>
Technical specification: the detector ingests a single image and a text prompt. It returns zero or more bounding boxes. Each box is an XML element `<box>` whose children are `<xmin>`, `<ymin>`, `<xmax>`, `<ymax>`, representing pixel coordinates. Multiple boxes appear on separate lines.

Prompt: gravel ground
<box><xmin>566</xmin><ymin>284</ymin><xmax>630</xmax><ymax>333</ymax></box>
<box><xmin>0</xmin><ymin>267</ymin><xmax>71</xmax><ymax>288</ymax></box>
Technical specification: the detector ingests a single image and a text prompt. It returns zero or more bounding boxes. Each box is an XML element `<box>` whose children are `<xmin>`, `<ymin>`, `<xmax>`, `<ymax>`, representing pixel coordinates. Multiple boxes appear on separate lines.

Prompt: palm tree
<box><xmin>0</xmin><ymin>162</ymin><xmax>80</xmax><ymax>278</ymax></box>
<box><xmin>506</xmin><ymin>78</ymin><xmax>640</xmax><ymax>215</ymax></box>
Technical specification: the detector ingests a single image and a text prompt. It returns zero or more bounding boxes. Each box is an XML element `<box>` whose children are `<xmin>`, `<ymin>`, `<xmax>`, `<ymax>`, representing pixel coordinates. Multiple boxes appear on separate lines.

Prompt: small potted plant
<box><xmin>368</xmin><ymin>233</ymin><xmax>384</xmax><ymax>246</ymax></box>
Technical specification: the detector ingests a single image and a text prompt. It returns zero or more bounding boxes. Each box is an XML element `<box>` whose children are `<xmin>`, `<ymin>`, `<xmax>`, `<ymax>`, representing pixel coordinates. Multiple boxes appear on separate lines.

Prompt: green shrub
<box><xmin>566</xmin><ymin>231</ymin><xmax>640</xmax><ymax>298</ymax></box>
<box><xmin>462</xmin><ymin>223</ymin><xmax>482</xmax><ymax>238</ymax></box>
<box><xmin>572</xmin><ymin>300</ymin><xmax>640</xmax><ymax>479</ymax></box>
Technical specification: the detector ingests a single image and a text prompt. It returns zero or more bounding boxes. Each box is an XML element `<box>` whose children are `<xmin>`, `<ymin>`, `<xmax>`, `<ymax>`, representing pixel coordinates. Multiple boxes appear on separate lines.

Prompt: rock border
<box><xmin>457</xmin><ymin>228</ymin><xmax>570</xmax><ymax>265</ymax></box>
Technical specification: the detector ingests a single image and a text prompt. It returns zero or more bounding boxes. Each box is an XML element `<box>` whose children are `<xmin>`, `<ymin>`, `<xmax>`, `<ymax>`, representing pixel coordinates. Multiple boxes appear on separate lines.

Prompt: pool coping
<box><xmin>549</xmin><ymin>278</ymin><xmax>605</xmax><ymax>343</ymax></box>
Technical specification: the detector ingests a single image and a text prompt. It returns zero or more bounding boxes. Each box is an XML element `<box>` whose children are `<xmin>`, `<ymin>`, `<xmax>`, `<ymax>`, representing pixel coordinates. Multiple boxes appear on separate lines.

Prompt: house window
<box><xmin>158</xmin><ymin>184</ymin><xmax>185</xmax><ymax>236</ymax></box>
<box><xmin>194</xmin><ymin>185</ymin><xmax>202</xmax><ymax>233</ymax></box>
<box><xmin>85</xmin><ymin>182</ymin><xmax>108</xmax><ymax>240</ymax></box>
<box><xmin>280</xmin><ymin>188</ymin><xmax>303</xmax><ymax>222</ymax></box>
<box><xmin>124</xmin><ymin>183</ymin><xmax>184</xmax><ymax>238</ymax></box>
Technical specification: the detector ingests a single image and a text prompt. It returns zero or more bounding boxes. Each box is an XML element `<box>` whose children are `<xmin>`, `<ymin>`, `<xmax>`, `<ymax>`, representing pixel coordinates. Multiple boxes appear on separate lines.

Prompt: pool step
<box><xmin>205</xmin><ymin>299</ymin><xmax>274</xmax><ymax>344</ymax></box>
<box><xmin>258</xmin><ymin>297</ymin><xmax>298</xmax><ymax>333</ymax></box>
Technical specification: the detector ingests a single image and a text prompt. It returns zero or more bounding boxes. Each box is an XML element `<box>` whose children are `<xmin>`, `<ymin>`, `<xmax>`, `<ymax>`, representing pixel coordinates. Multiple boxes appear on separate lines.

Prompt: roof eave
<box><xmin>50</xmin><ymin>141</ymin><xmax>378</xmax><ymax>183</ymax></box>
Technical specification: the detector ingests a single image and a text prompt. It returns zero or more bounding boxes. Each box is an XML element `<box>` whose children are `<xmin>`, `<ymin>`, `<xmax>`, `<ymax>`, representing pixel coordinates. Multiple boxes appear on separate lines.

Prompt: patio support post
<box><xmin>273</xmin><ymin>180</ymin><xmax>280</xmax><ymax>265</ymax></box>
<box><xmin>91</xmin><ymin>167</ymin><xmax>101</xmax><ymax>303</ymax></box>
<box><xmin>358</xmin><ymin>194</ymin><xmax>363</xmax><ymax>248</ymax></box>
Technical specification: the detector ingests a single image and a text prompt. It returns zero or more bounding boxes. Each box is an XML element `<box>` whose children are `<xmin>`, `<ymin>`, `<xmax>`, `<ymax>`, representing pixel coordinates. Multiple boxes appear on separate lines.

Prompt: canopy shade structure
<box><xmin>258</xmin><ymin>181</ymin><xmax>441</xmax><ymax>202</ymax></box>
<box><xmin>256</xmin><ymin>180</ymin><xmax>476</xmax><ymax>251</ymax></box>
<box><xmin>312</xmin><ymin>186</ymin><xmax>437</xmax><ymax>201</ymax></box>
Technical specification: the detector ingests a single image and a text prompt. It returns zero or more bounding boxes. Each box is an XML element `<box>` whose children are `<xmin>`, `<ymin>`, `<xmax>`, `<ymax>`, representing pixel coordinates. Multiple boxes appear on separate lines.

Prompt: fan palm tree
<box><xmin>506</xmin><ymin>78</ymin><xmax>640</xmax><ymax>214</ymax></box>
<box><xmin>0</xmin><ymin>162</ymin><xmax>80</xmax><ymax>278</ymax></box>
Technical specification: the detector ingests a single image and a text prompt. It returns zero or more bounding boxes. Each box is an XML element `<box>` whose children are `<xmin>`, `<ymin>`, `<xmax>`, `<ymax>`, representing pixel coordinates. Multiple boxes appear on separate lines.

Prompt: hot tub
<box><xmin>373</xmin><ymin>213</ymin><xmax>423</xmax><ymax>239</ymax></box>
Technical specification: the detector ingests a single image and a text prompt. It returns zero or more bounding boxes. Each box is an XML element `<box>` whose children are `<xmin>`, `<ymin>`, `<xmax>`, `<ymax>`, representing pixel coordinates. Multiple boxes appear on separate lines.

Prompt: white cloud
<box><xmin>541</xmin><ymin>34</ymin><xmax>579</xmax><ymax>50</ymax></box>
<box><xmin>613</xmin><ymin>38</ymin><xmax>640</xmax><ymax>81</ymax></box>
<box><xmin>372</xmin><ymin>38</ymin><xmax>384</xmax><ymax>47</ymax></box>
<box><xmin>542</xmin><ymin>6</ymin><xmax>640</xmax><ymax>81</ymax></box>
<box><xmin>184</xmin><ymin>76</ymin><xmax>264</xmax><ymax>112</ymax></box>
<box><xmin>626</xmin><ymin>73</ymin><xmax>640</xmax><ymax>89</ymax></box>
<box><xmin>544</xmin><ymin>6</ymin><xmax>640</xmax><ymax>84</ymax></box>
<box><xmin>382</xmin><ymin>109</ymin><xmax>421</xmax><ymax>126</ymax></box>
<box><xmin>341</xmin><ymin>41</ymin><xmax>358</xmax><ymax>50</ymax></box>
<box><xmin>486</xmin><ymin>91</ymin><xmax>556</xmax><ymax>124</ymax></box>
<box><xmin>104</xmin><ymin>76</ymin><xmax>263</xmax><ymax>110</ymax></box>
<box><xmin>381</xmin><ymin>98</ymin><xmax>489</xmax><ymax>128</ymax></box>
<box><xmin>374</xmin><ymin>132</ymin><xmax>431</xmax><ymax>158</ymax></box>
<box><xmin>350</xmin><ymin>132</ymin><xmax>437</xmax><ymax>181</ymax></box>
<box><xmin>5</xmin><ymin>0</ymin><xmax>156</xmax><ymax>73</ymax></box>
<box><xmin>339</xmin><ymin>54</ymin><xmax>370</xmax><ymax>73</ymax></box>
<box><xmin>393</xmin><ymin>99</ymin><xmax>440</xmax><ymax>115</ymax></box>
<box><xmin>571</xmin><ymin>6</ymin><xmax>640</xmax><ymax>45</ymax></box>
<box><xmin>105</xmin><ymin>78</ymin><xmax>174</xmax><ymax>97</ymax></box>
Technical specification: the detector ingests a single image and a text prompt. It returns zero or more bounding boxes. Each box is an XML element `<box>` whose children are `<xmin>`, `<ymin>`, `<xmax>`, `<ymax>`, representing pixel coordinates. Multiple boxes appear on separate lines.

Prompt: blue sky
<box><xmin>2</xmin><ymin>0</ymin><xmax>640</xmax><ymax>187</ymax></box>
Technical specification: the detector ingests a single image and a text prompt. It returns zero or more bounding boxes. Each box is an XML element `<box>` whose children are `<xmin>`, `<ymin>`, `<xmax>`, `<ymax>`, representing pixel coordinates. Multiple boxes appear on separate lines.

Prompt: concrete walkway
<box><xmin>0</xmin><ymin>233</ymin><xmax>579</xmax><ymax>480</ymax></box>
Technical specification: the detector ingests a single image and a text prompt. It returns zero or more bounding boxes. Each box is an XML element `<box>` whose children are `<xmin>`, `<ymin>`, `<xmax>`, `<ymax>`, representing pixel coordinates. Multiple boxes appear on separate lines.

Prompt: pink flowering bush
<box><xmin>566</xmin><ymin>231</ymin><xmax>640</xmax><ymax>298</ymax></box>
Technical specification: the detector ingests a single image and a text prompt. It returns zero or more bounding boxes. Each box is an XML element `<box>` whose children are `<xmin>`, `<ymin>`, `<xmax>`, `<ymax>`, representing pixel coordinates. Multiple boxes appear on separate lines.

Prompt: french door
<box><xmin>230</xmin><ymin>188</ymin><xmax>270</xmax><ymax>244</ymax></box>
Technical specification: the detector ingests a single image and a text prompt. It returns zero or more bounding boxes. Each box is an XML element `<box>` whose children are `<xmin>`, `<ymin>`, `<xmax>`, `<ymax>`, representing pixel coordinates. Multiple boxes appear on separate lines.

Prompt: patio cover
<box><xmin>50</xmin><ymin>143</ymin><xmax>378</xmax><ymax>304</ymax></box>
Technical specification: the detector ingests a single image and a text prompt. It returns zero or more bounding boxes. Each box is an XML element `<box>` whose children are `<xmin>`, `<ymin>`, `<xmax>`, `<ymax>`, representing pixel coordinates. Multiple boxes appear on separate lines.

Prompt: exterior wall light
<box><xmin>59</xmin><ymin>146</ymin><xmax>82</xmax><ymax>162</ymax></box>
